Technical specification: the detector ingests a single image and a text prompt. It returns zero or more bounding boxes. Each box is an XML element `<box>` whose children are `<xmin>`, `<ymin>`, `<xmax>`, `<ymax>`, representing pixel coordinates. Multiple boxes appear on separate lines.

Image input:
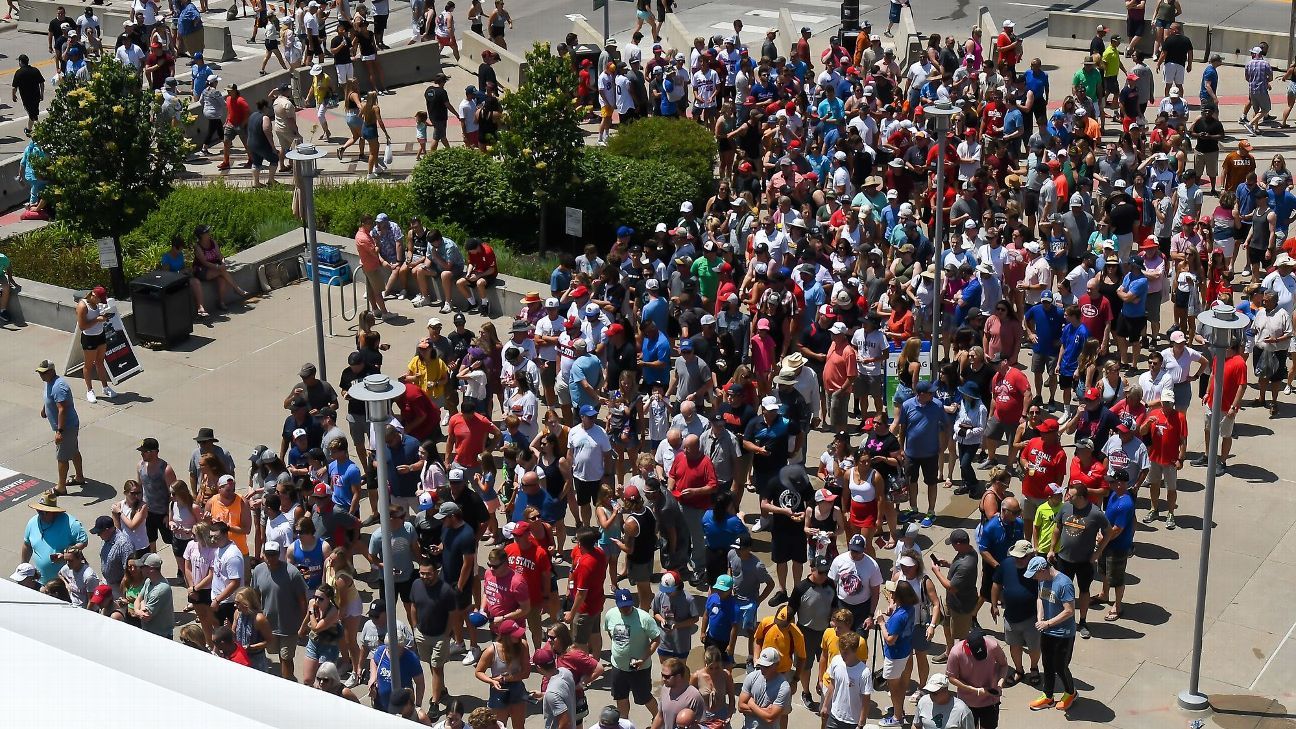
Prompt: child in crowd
<box><xmin>414</xmin><ymin>110</ymin><xmax>429</xmax><ymax>159</ymax></box>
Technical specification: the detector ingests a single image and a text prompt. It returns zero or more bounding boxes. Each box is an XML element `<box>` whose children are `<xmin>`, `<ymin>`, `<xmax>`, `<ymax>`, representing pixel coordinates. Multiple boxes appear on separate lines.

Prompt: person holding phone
<box><xmin>945</xmin><ymin>630</ymin><xmax>1009</xmax><ymax>728</ymax></box>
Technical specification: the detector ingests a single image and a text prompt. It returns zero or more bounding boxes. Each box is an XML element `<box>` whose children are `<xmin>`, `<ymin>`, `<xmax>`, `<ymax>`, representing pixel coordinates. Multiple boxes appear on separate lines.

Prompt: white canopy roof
<box><xmin>0</xmin><ymin>579</ymin><xmax>407</xmax><ymax>726</ymax></box>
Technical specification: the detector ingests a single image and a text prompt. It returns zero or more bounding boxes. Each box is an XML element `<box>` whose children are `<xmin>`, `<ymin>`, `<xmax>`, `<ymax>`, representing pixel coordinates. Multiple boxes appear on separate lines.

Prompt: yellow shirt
<box><xmin>1034</xmin><ymin>499</ymin><xmax>1063</xmax><ymax>553</ymax></box>
<box><xmin>405</xmin><ymin>355</ymin><xmax>449</xmax><ymax>400</ymax></box>
<box><xmin>753</xmin><ymin>618</ymin><xmax>806</xmax><ymax>673</ymax></box>
<box><xmin>311</xmin><ymin>74</ymin><xmax>332</xmax><ymax>106</ymax></box>
<box><xmin>1101</xmin><ymin>46</ymin><xmax>1121</xmax><ymax>78</ymax></box>
<box><xmin>819</xmin><ymin>627</ymin><xmax>866</xmax><ymax>687</ymax></box>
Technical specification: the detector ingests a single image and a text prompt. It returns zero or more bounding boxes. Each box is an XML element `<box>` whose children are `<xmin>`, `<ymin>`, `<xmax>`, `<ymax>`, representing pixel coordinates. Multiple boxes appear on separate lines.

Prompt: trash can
<box><xmin>130</xmin><ymin>271</ymin><xmax>193</xmax><ymax>347</ymax></box>
<box><xmin>572</xmin><ymin>43</ymin><xmax>601</xmax><ymax>71</ymax></box>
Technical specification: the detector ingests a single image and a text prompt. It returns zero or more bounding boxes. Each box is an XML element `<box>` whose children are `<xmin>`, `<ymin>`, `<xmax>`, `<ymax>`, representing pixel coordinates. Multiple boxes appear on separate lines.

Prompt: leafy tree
<box><xmin>605</xmin><ymin>115</ymin><xmax>717</xmax><ymax>192</ymax></box>
<box><xmin>33</xmin><ymin>59</ymin><xmax>192</xmax><ymax>292</ymax></box>
<box><xmin>492</xmin><ymin>42</ymin><xmax>585</xmax><ymax>246</ymax></box>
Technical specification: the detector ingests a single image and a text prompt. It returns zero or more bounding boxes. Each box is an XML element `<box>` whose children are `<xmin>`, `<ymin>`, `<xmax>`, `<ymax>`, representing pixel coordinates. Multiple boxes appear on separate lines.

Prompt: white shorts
<box><xmin>335</xmin><ymin>62</ymin><xmax>354</xmax><ymax>84</ymax></box>
<box><xmin>1163</xmin><ymin>62</ymin><xmax>1186</xmax><ymax>86</ymax></box>
<box><xmin>361</xmin><ymin>54</ymin><xmax>377</xmax><ymax>62</ymax></box>
<box><xmin>881</xmin><ymin>655</ymin><xmax>909</xmax><ymax>680</ymax></box>
<box><xmin>1148</xmin><ymin>461</ymin><xmax>1177</xmax><ymax>490</ymax></box>
<box><xmin>1215</xmin><ymin>238</ymin><xmax>1235</xmax><ymax>259</ymax></box>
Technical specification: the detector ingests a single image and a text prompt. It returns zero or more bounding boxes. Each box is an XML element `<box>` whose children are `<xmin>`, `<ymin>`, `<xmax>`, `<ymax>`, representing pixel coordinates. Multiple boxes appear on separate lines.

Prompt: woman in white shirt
<box><xmin>1254</xmin><ymin>290</ymin><xmax>1293</xmax><ymax>416</ymax></box>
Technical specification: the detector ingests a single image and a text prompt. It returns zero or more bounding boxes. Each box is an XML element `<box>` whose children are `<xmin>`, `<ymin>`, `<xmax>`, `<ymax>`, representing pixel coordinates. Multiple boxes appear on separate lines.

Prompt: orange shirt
<box><xmin>207</xmin><ymin>494</ymin><xmax>249</xmax><ymax>554</ymax></box>
<box><xmin>355</xmin><ymin>228</ymin><xmax>381</xmax><ymax>271</ymax></box>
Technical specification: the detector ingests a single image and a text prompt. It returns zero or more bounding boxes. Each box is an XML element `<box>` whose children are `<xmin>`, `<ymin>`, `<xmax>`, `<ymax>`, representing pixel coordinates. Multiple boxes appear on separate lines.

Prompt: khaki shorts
<box><xmin>1148</xmin><ymin>461</ymin><xmax>1177</xmax><ymax>490</ymax></box>
<box><xmin>946</xmin><ymin>610</ymin><xmax>976</xmax><ymax>642</ymax></box>
<box><xmin>573</xmin><ymin>612</ymin><xmax>597</xmax><ymax>646</ymax></box>
<box><xmin>1218</xmin><ymin>413</ymin><xmax>1235</xmax><ymax>438</ymax></box>
<box><xmin>417</xmin><ymin>629</ymin><xmax>450</xmax><ymax>667</ymax></box>
<box><xmin>277</xmin><ymin>635</ymin><xmax>299</xmax><ymax>663</ymax></box>
<box><xmin>363</xmin><ymin>267</ymin><xmax>386</xmax><ymax>296</ymax></box>
<box><xmin>1022</xmin><ymin>496</ymin><xmax>1045</xmax><ymax>528</ymax></box>
<box><xmin>1192</xmin><ymin>150</ymin><xmax>1219</xmax><ymax>173</ymax></box>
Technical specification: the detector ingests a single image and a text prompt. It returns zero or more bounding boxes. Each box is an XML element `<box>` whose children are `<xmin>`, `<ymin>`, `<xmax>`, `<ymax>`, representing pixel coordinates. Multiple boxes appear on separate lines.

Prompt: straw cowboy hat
<box><xmin>30</xmin><ymin>490</ymin><xmax>64</xmax><ymax>513</ymax></box>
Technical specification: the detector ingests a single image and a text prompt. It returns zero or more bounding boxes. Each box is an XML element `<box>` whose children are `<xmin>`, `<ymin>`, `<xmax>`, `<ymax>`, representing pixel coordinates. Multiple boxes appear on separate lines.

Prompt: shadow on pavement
<box><xmin>1225</xmin><ymin>462</ymin><xmax>1278</xmax><ymax>484</ymax></box>
<box><xmin>1132</xmin><ymin>542</ymin><xmax>1178</xmax><ymax>561</ymax></box>
<box><xmin>1116</xmin><ymin>600</ymin><xmax>1170</xmax><ymax>626</ymax></box>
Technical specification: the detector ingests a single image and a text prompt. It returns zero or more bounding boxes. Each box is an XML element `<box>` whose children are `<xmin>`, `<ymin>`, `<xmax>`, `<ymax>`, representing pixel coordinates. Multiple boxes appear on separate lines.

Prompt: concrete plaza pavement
<box><xmin>2</xmin><ymin>274</ymin><xmax>1296</xmax><ymax>728</ymax></box>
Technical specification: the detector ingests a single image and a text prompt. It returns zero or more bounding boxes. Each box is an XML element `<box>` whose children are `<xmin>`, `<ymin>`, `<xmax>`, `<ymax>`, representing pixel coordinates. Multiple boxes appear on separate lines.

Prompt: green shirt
<box><xmin>602</xmin><ymin>606</ymin><xmax>662</xmax><ymax>671</ymax></box>
<box><xmin>0</xmin><ymin>252</ymin><xmax>9</xmax><ymax>275</ymax></box>
<box><xmin>139</xmin><ymin>578</ymin><xmax>175</xmax><ymax>637</ymax></box>
<box><xmin>1101</xmin><ymin>46</ymin><xmax>1122</xmax><ymax>78</ymax></box>
<box><xmin>691</xmin><ymin>257</ymin><xmax>719</xmax><ymax>299</ymax></box>
<box><xmin>1034</xmin><ymin>500</ymin><xmax>1063</xmax><ymax>554</ymax></box>
<box><xmin>1072</xmin><ymin>67</ymin><xmax>1101</xmax><ymax>103</ymax></box>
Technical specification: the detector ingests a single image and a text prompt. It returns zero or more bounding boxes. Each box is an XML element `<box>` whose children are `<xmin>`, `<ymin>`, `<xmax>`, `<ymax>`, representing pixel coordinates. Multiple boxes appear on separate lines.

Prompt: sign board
<box><xmin>64</xmin><ymin>297</ymin><xmax>144</xmax><ymax>385</ymax></box>
<box><xmin>565</xmin><ymin>207</ymin><xmax>583</xmax><ymax>238</ymax></box>
<box><xmin>0</xmin><ymin>466</ymin><xmax>55</xmax><ymax>514</ymax></box>
<box><xmin>885</xmin><ymin>339</ymin><xmax>932</xmax><ymax>405</ymax></box>
<box><xmin>96</xmin><ymin>237</ymin><xmax>119</xmax><ymax>269</ymax></box>
<box><xmin>592</xmin><ymin>0</ymin><xmax>605</xmax><ymax>10</ymax></box>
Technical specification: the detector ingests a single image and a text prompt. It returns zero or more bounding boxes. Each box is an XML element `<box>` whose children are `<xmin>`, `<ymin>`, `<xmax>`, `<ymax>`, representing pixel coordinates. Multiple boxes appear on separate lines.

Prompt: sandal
<box><xmin>1025</xmin><ymin>671</ymin><xmax>1042</xmax><ymax>686</ymax></box>
<box><xmin>1004</xmin><ymin>670</ymin><xmax>1023</xmax><ymax>688</ymax></box>
<box><xmin>1104</xmin><ymin>608</ymin><xmax>1122</xmax><ymax>622</ymax></box>
<box><xmin>1089</xmin><ymin>595</ymin><xmax>1106</xmax><ymax>607</ymax></box>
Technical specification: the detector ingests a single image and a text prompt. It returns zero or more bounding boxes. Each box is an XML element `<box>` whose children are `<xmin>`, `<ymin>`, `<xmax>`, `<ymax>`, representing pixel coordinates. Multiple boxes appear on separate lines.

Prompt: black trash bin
<box><xmin>571</xmin><ymin>43</ymin><xmax>601</xmax><ymax>71</ymax></box>
<box><xmin>130</xmin><ymin>271</ymin><xmax>193</xmax><ymax>347</ymax></box>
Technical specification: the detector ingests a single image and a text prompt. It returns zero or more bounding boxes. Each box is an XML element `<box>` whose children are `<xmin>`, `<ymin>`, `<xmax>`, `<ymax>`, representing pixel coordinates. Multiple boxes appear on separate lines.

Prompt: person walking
<box><xmin>36</xmin><ymin>360</ymin><xmax>85</xmax><ymax>494</ymax></box>
<box><xmin>990</xmin><ymin>539</ymin><xmax>1041</xmax><ymax>687</ymax></box>
<box><xmin>75</xmin><ymin>286</ymin><xmax>115</xmax><ymax>403</ymax></box>
<box><xmin>1025</xmin><ymin>556</ymin><xmax>1078</xmax><ymax>712</ymax></box>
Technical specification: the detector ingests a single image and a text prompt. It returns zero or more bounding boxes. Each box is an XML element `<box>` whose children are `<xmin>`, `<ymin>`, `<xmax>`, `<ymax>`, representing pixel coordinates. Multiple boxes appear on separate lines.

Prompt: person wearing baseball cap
<box><xmin>1023</xmin><ymin>554</ymin><xmax>1078</xmax><ymax>711</ymax></box>
<box><xmin>602</xmin><ymin>585</ymin><xmax>662</xmax><ymax>718</ymax></box>
<box><xmin>989</xmin><ymin>538</ymin><xmax>1040</xmax><ymax>686</ymax></box>
<box><xmin>1015</xmin><ymin>418</ymin><xmax>1066</xmax><ymax>542</ymax></box>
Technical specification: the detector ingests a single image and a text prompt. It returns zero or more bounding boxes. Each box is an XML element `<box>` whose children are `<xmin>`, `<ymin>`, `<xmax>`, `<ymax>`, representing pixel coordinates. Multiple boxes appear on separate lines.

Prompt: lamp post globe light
<box><xmin>287</xmin><ymin>143</ymin><xmax>330</xmax><ymax>381</ymax></box>
<box><xmin>924</xmin><ymin>100</ymin><xmax>957</xmax><ymax>364</ymax></box>
<box><xmin>346</xmin><ymin>373</ymin><xmax>403</xmax><ymax>708</ymax></box>
<box><xmin>1178</xmin><ymin>303</ymin><xmax>1247</xmax><ymax>712</ymax></box>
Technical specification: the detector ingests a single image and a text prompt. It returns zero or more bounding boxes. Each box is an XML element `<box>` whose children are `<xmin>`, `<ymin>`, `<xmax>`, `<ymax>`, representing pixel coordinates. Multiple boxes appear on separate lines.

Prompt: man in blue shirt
<box><xmin>641</xmin><ymin>278</ymin><xmax>669</xmax><ymax>333</ymax></box>
<box><xmin>1024</xmin><ymin>556</ymin><xmax>1077</xmax><ymax>710</ymax></box>
<box><xmin>37</xmin><ymin>359</ymin><xmax>84</xmax><ymax>494</ymax></box>
<box><xmin>1002</xmin><ymin>94</ymin><xmax>1025</xmax><ymax>158</ymax></box>
<box><xmin>1023</xmin><ymin>60</ymin><xmax>1050</xmax><ymax>126</ymax></box>
<box><xmin>1114</xmin><ymin>256</ymin><xmax>1149</xmax><ymax>369</ymax></box>
<box><xmin>1057</xmin><ymin>306</ymin><xmax>1089</xmax><ymax>417</ymax></box>
<box><xmin>978</xmin><ymin>495</ymin><xmax>1025</xmax><ymax>590</ymax></box>
<box><xmin>1024</xmin><ymin>291</ymin><xmax>1065</xmax><ymax>406</ymax></box>
<box><xmin>1268</xmin><ymin>175</ymin><xmax>1296</xmax><ymax>238</ymax></box>
<box><xmin>328</xmin><ymin>439</ymin><xmax>363</xmax><ymax>516</ymax></box>
<box><xmin>897</xmin><ymin>381</ymin><xmax>947</xmax><ymax>527</ymax></box>
<box><xmin>1096</xmin><ymin>468</ymin><xmax>1135</xmax><ymax>618</ymax></box>
<box><xmin>816</xmin><ymin>84</ymin><xmax>844</xmax><ymax>121</ymax></box>
<box><xmin>1199</xmin><ymin>53</ymin><xmax>1221</xmax><ymax>106</ymax></box>
<box><xmin>567</xmin><ymin>339</ymin><xmax>603</xmax><ymax>412</ymax></box>
<box><xmin>370</xmin><ymin>636</ymin><xmax>424</xmax><ymax>711</ymax></box>
<box><xmin>640</xmin><ymin>319</ymin><xmax>671</xmax><ymax>390</ymax></box>
<box><xmin>549</xmin><ymin>256</ymin><xmax>572</xmax><ymax>297</ymax></box>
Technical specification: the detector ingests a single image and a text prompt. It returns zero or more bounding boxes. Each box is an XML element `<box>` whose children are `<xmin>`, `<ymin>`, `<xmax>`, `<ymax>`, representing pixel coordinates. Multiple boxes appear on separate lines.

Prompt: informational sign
<box><xmin>96</xmin><ymin>237</ymin><xmax>119</xmax><ymax>269</ymax></box>
<box><xmin>565</xmin><ymin>207</ymin><xmax>583</xmax><ymax>238</ymax></box>
<box><xmin>0</xmin><ymin>466</ymin><xmax>55</xmax><ymax>514</ymax></box>
<box><xmin>64</xmin><ymin>297</ymin><xmax>144</xmax><ymax>385</ymax></box>
<box><xmin>885</xmin><ymin>339</ymin><xmax>932</xmax><ymax>404</ymax></box>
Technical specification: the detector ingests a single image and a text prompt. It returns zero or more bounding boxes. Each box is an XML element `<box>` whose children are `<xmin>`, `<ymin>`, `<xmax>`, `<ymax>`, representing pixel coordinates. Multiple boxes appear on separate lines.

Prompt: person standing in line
<box><xmin>739</xmin><ymin>647</ymin><xmax>793</xmax><ymax>729</ymax></box>
<box><xmin>536</xmin><ymin>646</ymin><xmax>577</xmax><ymax>729</ymax></box>
<box><xmin>652</xmin><ymin>657</ymin><xmax>705</xmax><ymax>729</ymax></box>
<box><xmin>36</xmin><ymin>360</ymin><xmax>85</xmax><ymax>495</ymax></box>
<box><xmin>1047</xmin><ymin>485</ymin><xmax>1113</xmax><ymax>640</ymax></box>
<box><xmin>603</xmin><ymin>587</ymin><xmax>662</xmax><ymax>719</ymax></box>
<box><xmin>1025</xmin><ymin>556</ymin><xmax>1077</xmax><ymax>712</ymax></box>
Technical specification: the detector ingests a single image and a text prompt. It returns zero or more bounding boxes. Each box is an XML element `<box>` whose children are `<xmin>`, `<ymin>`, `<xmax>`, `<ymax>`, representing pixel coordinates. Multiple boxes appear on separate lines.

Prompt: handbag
<box><xmin>1258</xmin><ymin>347</ymin><xmax>1282</xmax><ymax>381</ymax></box>
<box><xmin>383</xmin><ymin>142</ymin><xmax>394</xmax><ymax>167</ymax></box>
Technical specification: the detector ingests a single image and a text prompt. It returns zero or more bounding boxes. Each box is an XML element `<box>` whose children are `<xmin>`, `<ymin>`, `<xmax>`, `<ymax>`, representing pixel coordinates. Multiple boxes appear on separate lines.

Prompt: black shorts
<box><xmin>81</xmin><ymin>331</ymin><xmax>107</xmax><ymax>351</ymax></box>
<box><xmin>979</xmin><ymin>561</ymin><xmax>994</xmax><ymax>602</ymax></box>
<box><xmin>905</xmin><ymin>455</ymin><xmax>939</xmax><ymax>487</ymax></box>
<box><xmin>1172</xmin><ymin>290</ymin><xmax>1191</xmax><ymax>309</ymax></box>
<box><xmin>215</xmin><ymin>601</ymin><xmax>237</xmax><ymax>625</ymax></box>
<box><xmin>1114</xmin><ymin>314</ymin><xmax>1147</xmax><ymax>339</ymax></box>
<box><xmin>146</xmin><ymin>511</ymin><xmax>173</xmax><ymax>545</ymax></box>
<box><xmin>1247</xmin><ymin>245</ymin><xmax>1269</xmax><ymax>266</ymax></box>
<box><xmin>1059</xmin><ymin>373</ymin><xmax>1077</xmax><ymax>390</ymax></box>
<box><xmin>1023</xmin><ymin>188</ymin><xmax>1040</xmax><ymax>217</ymax></box>
<box><xmin>395</xmin><ymin>576</ymin><xmax>415</xmax><ymax>603</ymax></box>
<box><xmin>610</xmin><ymin>666</ymin><xmax>653</xmax><ymax>702</ymax></box>
<box><xmin>1103</xmin><ymin>76</ymin><xmax>1118</xmax><ymax>97</ymax></box>
<box><xmin>971</xmin><ymin>703</ymin><xmax>1002</xmax><ymax>729</ymax></box>
<box><xmin>454</xmin><ymin>580</ymin><xmax>474</xmax><ymax>610</ymax></box>
<box><xmin>574</xmin><ymin>478</ymin><xmax>600</xmax><ymax>506</ymax></box>
<box><xmin>188</xmin><ymin>587</ymin><xmax>212</xmax><ymax>605</ymax></box>
<box><xmin>771</xmin><ymin>528</ymin><xmax>807</xmax><ymax>564</ymax></box>
<box><xmin>1055</xmin><ymin>557</ymin><xmax>1094</xmax><ymax>595</ymax></box>
<box><xmin>803</xmin><ymin>627</ymin><xmax>825</xmax><ymax>661</ymax></box>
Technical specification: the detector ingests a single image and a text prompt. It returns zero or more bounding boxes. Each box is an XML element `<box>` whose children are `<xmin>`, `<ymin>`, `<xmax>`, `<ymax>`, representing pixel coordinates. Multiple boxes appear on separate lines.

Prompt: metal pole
<box><xmin>931</xmin><ymin>133</ymin><xmax>947</xmax><ymax>364</ymax></box>
<box><xmin>1177</xmin><ymin>339</ymin><xmax>1225</xmax><ymax>711</ymax></box>
<box><xmin>301</xmin><ymin>167</ymin><xmax>328</xmax><ymax>381</ymax></box>
<box><xmin>603</xmin><ymin>0</ymin><xmax>610</xmax><ymax>46</ymax></box>
<box><xmin>371</xmin><ymin>418</ymin><xmax>401</xmax><ymax>709</ymax></box>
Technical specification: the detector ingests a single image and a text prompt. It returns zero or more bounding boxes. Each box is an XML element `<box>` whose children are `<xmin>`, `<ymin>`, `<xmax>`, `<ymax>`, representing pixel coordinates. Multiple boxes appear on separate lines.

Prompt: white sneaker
<box><xmin>85</xmin><ymin>391</ymin><xmax>97</xmax><ymax>404</ymax></box>
<box><xmin>461</xmin><ymin>645</ymin><xmax>480</xmax><ymax>666</ymax></box>
<box><xmin>412</xmin><ymin>294</ymin><xmax>427</xmax><ymax>307</ymax></box>
<box><xmin>103</xmin><ymin>386</ymin><xmax>118</xmax><ymax>399</ymax></box>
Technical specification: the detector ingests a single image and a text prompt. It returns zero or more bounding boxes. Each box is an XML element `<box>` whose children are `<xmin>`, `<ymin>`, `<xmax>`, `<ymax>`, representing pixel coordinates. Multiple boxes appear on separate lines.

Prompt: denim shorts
<box><xmin>305</xmin><ymin>638</ymin><xmax>340</xmax><ymax>663</ymax></box>
<box><xmin>489</xmin><ymin>680</ymin><xmax>526</xmax><ymax>708</ymax></box>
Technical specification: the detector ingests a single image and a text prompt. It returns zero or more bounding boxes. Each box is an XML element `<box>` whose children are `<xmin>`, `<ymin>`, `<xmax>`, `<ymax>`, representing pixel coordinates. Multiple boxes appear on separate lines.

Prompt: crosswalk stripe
<box><xmin>745</xmin><ymin>8</ymin><xmax>829</xmax><ymax>23</ymax></box>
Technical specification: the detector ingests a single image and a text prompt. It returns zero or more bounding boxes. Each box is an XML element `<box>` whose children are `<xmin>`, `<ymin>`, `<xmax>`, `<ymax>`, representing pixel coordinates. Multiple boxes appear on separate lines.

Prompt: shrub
<box><xmin>314</xmin><ymin>181</ymin><xmax>418</xmax><ymax>237</ymax></box>
<box><xmin>4</xmin><ymin>224</ymin><xmax>106</xmax><ymax>290</ymax></box>
<box><xmin>605</xmin><ymin>116</ymin><xmax>717</xmax><ymax>192</ymax></box>
<box><xmin>575</xmin><ymin>148</ymin><xmax>704</xmax><ymax>241</ymax></box>
<box><xmin>409</xmin><ymin>147</ymin><xmax>523</xmax><ymax>240</ymax></box>
<box><xmin>119</xmin><ymin>183</ymin><xmax>294</xmax><ymax>268</ymax></box>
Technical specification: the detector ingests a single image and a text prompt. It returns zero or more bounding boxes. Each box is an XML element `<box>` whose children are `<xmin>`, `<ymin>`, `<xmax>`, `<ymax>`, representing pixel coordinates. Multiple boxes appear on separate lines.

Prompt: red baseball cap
<box><xmin>570</xmin><ymin>285</ymin><xmax>589</xmax><ymax>298</ymax></box>
<box><xmin>1037</xmin><ymin>418</ymin><xmax>1060</xmax><ymax>433</ymax></box>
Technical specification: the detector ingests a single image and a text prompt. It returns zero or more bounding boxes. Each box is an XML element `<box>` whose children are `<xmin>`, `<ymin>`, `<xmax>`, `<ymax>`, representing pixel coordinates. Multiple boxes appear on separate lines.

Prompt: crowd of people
<box><xmin>9</xmin><ymin>1</ymin><xmax>1295</xmax><ymax>728</ymax></box>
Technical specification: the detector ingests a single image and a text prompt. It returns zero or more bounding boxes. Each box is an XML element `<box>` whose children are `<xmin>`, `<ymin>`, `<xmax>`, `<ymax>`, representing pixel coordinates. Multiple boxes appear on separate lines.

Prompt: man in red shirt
<box><xmin>565</xmin><ymin>527</ymin><xmax>608</xmax><ymax>655</ymax></box>
<box><xmin>823</xmin><ymin>323</ymin><xmax>858</xmax><ymax>430</ymax></box>
<box><xmin>1068</xmin><ymin>438</ymin><xmax>1108</xmax><ymax>505</ymax></box>
<box><xmin>505</xmin><ymin>520</ymin><xmax>553</xmax><ymax>646</ymax></box>
<box><xmin>1079</xmin><ymin>278</ymin><xmax>1113</xmax><ymax>349</ymax></box>
<box><xmin>1197</xmin><ymin>339</ymin><xmax>1247</xmax><ymax>478</ymax></box>
<box><xmin>457</xmin><ymin>238</ymin><xmax>499</xmax><ymax>316</ymax></box>
<box><xmin>985</xmin><ymin>352</ymin><xmax>1032</xmax><ymax>468</ymax></box>
<box><xmin>482</xmin><ymin>546</ymin><xmax>530</xmax><ymax>629</ymax></box>
<box><xmin>669</xmin><ymin>434</ymin><xmax>718</xmax><ymax>584</ymax></box>
<box><xmin>395</xmin><ymin>380</ymin><xmax>440</xmax><ymax>443</ymax></box>
<box><xmin>445</xmin><ymin>398</ymin><xmax>500</xmax><ymax>480</ymax></box>
<box><xmin>1141</xmin><ymin>390</ymin><xmax>1187</xmax><ymax>525</ymax></box>
<box><xmin>996</xmin><ymin>20</ymin><xmax>1021</xmax><ymax>78</ymax></box>
<box><xmin>1017</xmin><ymin>417</ymin><xmax>1067</xmax><ymax>541</ymax></box>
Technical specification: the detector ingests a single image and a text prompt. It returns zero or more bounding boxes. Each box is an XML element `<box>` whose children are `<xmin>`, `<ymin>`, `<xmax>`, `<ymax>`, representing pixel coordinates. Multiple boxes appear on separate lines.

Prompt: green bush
<box><xmin>409</xmin><ymin>148</ymin><xmax>525</xmax><ymax>240</ymax></box>
<box><xmin>119</xmin><ymin>183</ymin><xmax>294</xmax><ymax>266</ymax></box>
<box><xmin>576</xmin><ymin>148</ymin><xmax>704</xmax><ymax>241</ymax></box>
<box><xmin>4</xmin><ymin>223</ymin><xmax>106</xmax><ymax>290</ymax></box>
<box><xmin>605</xmin><ymin>116</ymin><xmax>717</xmax><ymax>191</ymax></box>
<box><xmin>314</xmin><ymin>182</ymin><xmax>418</xmax><ymax>238</ymax></box>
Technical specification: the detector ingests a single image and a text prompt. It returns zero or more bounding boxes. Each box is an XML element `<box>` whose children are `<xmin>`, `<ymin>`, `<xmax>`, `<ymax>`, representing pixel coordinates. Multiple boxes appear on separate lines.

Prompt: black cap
<box><xmin>368</xmin><ymin>599</ymin><xmax>386</xmax><ymax>618</ymax></box>
<box><xmin>348</xmin><ymin>351</ymin><xmax>363</xmax><ymax>366</ymax></box>
<box><xmin>733</xmin><ymin>533</ymin><xmax>754</xmax><ymax>549</ymax></box>
<box><xmin>1111</xmin><ymin>468</ymin><xmax>1131</xmax><ymax>482</ymax></box>
<box><xmin>966</xmin><ymin>628</ymin><xmax>988</xmax><ymax>659</ymax></box>
<box><xmin>290</xmin><ymin>397</ymin><xmax>308</xmax><ymax>409</ymax></box>
<box><xmin>136</xmin><ymin>437</ymin><xmax>160</xmax><ymax>452</ymax></box>
<box><xmin>90</xmin><ymin>515</ymin><xmax>114</xmax><ymax>534</ymax></box>
<box><xmin>944</xmin><ymin>528</ymin><xmax>971</xmax><ymax>545</ymax></box>
<box><xmin>813</xmin><ymin>556</ymin><xmax>831</xmax><ymax>572</ymax></box>
<box><xmin>317</xmin><ymin>407</ymin><xmax>336</xmax><ymax>420</ymax></box>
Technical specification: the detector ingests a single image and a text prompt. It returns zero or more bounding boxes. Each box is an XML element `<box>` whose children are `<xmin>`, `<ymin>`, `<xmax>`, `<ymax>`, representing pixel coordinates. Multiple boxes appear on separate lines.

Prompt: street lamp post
<box><xmin>1178</xmin><ymin>304</ymin><xmax>1246</xmax><ymax>712</ymax></box>
<box><xmin>925</xmin><ymin>100</ymin><xmax>957</xmax><ymax>365</ymax></box>
<box><xmin>346</xmin><ymin>373</ymin><xmax>402</xmax><ymax>710</ymax></box>
<box><xmin>287</xmin><ymin>144</ymin><xmax>329</xmax><ymax>381</ymax></box>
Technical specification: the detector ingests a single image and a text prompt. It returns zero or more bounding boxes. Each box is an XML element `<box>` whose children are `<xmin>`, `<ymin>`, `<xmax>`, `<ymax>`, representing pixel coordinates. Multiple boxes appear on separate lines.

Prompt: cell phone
<box><xmin>929</xmin><ymin>553</ymin><xmax>939</xmax><ymax>563</ymax></box>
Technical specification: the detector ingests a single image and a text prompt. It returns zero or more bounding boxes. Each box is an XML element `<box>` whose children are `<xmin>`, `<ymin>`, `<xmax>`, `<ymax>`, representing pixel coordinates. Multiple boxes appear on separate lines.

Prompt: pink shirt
<box><xmin>750</xmin><ymin>332</ymin><xmax>776</xmax><ymax>377</ymax></box>
<box><xmin>483</xmin><ymin>566</ymin><xmax>530</xmax><ymax>618</ymax></box>
<box><xmin>355</xmin><ymin>228</ymin><xmax>381</xmax><ymax>271</ymax></box>
<box><xmin>945</xmin><ymin>636</ymin><xmax>1009</xmax><ymax>707</ymax></box>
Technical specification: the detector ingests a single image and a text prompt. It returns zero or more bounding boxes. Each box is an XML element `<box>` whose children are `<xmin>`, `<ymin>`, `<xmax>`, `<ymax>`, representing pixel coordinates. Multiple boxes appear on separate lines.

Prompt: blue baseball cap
<box><xmin>679</xmin><ymin>339</ymin><xmax>694</xmax><ymax>352</ymax></box>
<box><xmin>616</xmin><ymin>226</ymin><xmax>635</xmax><ymax>238</ymax></box>
<box><xmin>1039</xmin><ymin>290</ymin><xmax>1054</xmax><ymax>301</ymax></box>
<box><xmin>579</xmin><ymin>404</ymin><xmax>598</xmax><ymax>418</ymax></box>
<box><xmin>1024</xmin><ymin>556</ymin><xmax>1050</xmax><ymax>578</ymax></box>
<box><xmin>193</xmin><ymin>51</ymin><xmax>203</xmax><ymax>60</ymax></box>
<box><xmin>614</xmin><ymin>588</ymin><xmax>636</xmax><ymax>607</ymax></box>
<box><xmin>915</xmin><ymin>380</ymin><xmax>935</xmax><ymax>394</ymax></box>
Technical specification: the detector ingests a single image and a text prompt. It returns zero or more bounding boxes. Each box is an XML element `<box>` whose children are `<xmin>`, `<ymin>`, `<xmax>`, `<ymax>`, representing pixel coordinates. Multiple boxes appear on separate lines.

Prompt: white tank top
<box><xmin>849</xmin><ymin>468</ymin><xmax>877</xmax><ymax>504</ymax></box>
<box><xmin>81</xmin><ymin>303</ymin><xmax>105</xmax><ymax>336</ymax></box>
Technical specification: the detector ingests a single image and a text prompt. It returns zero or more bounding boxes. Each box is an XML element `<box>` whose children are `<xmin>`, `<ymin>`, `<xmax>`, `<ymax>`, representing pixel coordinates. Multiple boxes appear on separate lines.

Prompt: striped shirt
<box><xmin>1244</xmin><ymin>57</ymin><xmax>1272</xmax><ymax>95</ymax></box>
